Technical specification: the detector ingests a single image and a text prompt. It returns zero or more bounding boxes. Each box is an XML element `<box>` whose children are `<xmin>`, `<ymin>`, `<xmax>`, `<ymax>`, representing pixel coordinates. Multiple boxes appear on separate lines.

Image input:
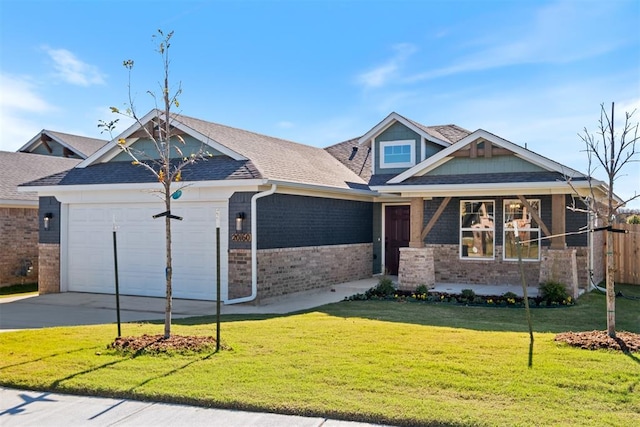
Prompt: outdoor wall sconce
<box><xmin>235</xmin><ymin>212</ymin><xmax>245</xmax><ymax>232</ymax></box>
<box><xmin>43</xmin><ymin>212</ymin><xmax>53</xmax><ymax>231</ymax></box>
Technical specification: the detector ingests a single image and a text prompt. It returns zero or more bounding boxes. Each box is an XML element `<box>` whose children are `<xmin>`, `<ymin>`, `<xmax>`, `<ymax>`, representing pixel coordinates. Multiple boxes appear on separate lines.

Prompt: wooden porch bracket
<box><xmin>516</xmin><ymin>195</ymin><xmax>551</xmax><ymax>238</ymax></box>
<box><xmin>421</xmin><ymin>196</ymin><xmax>451</xmax><ymax>241</ymax></box>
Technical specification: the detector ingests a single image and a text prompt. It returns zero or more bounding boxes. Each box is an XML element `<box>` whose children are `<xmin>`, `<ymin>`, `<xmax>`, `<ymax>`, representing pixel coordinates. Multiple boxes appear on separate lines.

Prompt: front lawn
<box><xmin>0</xmin><ymin>287</ymin><xmax>638</xmax><ymax>426</ymax></box>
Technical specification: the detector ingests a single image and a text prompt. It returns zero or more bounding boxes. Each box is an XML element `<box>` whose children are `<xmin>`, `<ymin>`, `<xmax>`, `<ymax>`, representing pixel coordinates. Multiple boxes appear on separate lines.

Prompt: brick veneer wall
<box><xmin>398</xmin><ymin>247</ymin><xmax>435</xmax><ymax>289</ymax></box>
<box><xmin>38</xmin><ymin>243</ymin><xmax>60</xmax><ymax>294</ymax></box>
<box><xmin>430</xmin><ymin>244</ymin><xmax>540</xmax><ymax>286</ymax></box>
<box><xmin>0</xmin><ymin>207</ymin><xmax>39</xmax><ymax>286</ymax></box>
<box><xmin>228</xmin><ymin>243</ymin><xmax>372</xmax><ymax>301</ymax></box>
<box><xmin>539</xmin><ymin>248</ymin><xmax>579</xmax><ymax>298</ymax></box>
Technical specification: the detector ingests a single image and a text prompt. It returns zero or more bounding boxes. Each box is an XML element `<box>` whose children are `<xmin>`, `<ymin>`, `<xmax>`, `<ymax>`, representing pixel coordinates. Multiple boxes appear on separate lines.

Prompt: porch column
<box><xmin>409</xmin><ymin>197</ymin><xmax>424</xmax><ymax>248</ymax></box>
<box><xmin>551</xmin><ymin>194</ymin><xmax>566</xmax><ymax>249</ymax></box>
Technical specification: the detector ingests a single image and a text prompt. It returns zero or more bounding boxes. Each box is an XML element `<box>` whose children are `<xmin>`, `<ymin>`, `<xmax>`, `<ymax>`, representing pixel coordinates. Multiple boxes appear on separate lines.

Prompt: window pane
<box><xmin>461</xmin><ymin>230</ymin><xmax>494</xmax><ymax>258</ymax></box>
<box><xmin>384</xmin><ymin>144</ymin><xmax>411</xmax><ymax>164</ymax></box>
<box><xmin>504</xmin><ymin>230</ymin><xmax>539</xmax><ymax>259</ymax></box>
<box><xmin>461</xmin><ymin>201</ymin><xmax>494</xmax><ymax>229</ymax></box>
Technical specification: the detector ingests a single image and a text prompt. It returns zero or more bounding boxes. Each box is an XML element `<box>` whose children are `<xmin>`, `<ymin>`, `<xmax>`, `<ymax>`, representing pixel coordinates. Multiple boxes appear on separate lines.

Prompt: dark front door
<box><xmin>385</xmin><ymin>205</ymin><xmax>410</xmax><ymax>275</ymax></box>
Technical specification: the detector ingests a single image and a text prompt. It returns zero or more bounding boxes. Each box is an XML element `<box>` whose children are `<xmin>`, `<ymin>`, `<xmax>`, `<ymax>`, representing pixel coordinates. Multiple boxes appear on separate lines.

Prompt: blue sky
<box><xmin>1</xmin><ymin>0</ymin><xmax>639</xmax><ymax>207</ymax></box>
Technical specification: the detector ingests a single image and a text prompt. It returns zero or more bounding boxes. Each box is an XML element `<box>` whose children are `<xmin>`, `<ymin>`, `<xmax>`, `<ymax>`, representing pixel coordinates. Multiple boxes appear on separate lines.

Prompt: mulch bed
<box><xmin>110</xmin><ymin>334</ymin><xmax>230</xmax><ymax>354</ymax></box>
<box><xmin>555</xmin><ymin>330</ymin><xmax>640</xmax><ymax>353</ymax></box>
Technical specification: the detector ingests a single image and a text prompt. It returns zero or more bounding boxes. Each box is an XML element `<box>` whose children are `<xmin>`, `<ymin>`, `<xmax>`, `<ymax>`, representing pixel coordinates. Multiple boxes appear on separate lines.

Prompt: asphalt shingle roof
<box><xmin>175</xmin><ymin>114</ymin><xmax>368</xmax><ymax>190</ymax></box>
<box><xmin>369</xmin><ymin>171</ymin><xmax>587</xmax><ymax>187</ymax></box>
<box><xmin>0</xmin><ymin>152</ymin><xmax>81</xmax><ymax>202</ymax></box>
<box><xmin>22</xmin><ymin>157</ymin><xmax>262</xmax><ymax>187</ymax></box>
<box><xmin>324</xmin><ymin>137</ymin><xmax>372</xmax><ymax>182</ymax></box>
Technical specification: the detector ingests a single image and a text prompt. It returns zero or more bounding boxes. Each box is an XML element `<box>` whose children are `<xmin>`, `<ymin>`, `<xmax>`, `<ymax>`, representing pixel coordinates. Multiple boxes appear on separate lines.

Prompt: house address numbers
<box><xmin>231</xmin><ymin>233</ymin><xmax>252</xmax><ymax>242</ymax></box>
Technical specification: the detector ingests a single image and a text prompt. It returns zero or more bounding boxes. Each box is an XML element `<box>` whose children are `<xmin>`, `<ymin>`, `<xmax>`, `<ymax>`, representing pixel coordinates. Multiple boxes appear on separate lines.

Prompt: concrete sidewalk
<box><xmin>0</xmin><ymin>387</ymin><xmax>389</xmax><ymax>427</ymax></box>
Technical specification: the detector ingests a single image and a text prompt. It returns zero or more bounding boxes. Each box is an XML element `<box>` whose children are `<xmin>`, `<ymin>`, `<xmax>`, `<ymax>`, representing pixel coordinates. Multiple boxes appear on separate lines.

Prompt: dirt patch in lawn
<box><xmin>109</xmin><ymin>334</ymin><xmax>230</xmax><ymax>354</ymax></box>
<box><xmin>555</xmin><ymin>330</ymin><xmax>640</xmax><ymax>353</ymax></box>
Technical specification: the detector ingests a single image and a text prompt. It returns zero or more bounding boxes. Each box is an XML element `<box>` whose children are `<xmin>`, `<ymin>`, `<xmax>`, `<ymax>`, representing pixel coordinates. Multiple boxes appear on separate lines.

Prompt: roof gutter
<box><xmin>225</xmin><ymin>183</ymin><xmax>277</xmax><ymax>305</ymax></box>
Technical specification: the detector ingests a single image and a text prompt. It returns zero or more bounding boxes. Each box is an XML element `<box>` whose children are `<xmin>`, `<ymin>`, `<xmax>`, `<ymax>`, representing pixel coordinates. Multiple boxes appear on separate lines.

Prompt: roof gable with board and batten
<box><xmin>373</xmin><ymin>129</ymin><xmax>604</xmax><ymax>198</ymax></box>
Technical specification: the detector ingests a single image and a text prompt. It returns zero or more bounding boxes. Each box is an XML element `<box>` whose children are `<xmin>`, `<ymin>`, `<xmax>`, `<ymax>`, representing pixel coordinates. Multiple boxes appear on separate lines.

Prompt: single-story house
<box><xmin>20</xmin><ymin>110</ymin><xmax>609</xmax><ymax>301</ymax></box>
<box><xmin>1</xmin><ymin>130</ymin><xmax>107</xmax><ymax>286</ymax></box>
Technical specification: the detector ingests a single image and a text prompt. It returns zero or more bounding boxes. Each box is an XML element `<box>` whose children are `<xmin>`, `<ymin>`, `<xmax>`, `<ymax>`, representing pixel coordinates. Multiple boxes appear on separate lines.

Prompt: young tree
<box><xmin>577</xmin><ymin>102</ymin><xmax>639</xmax><ymax>338</ymax></box>
<box><xmin>99</xmin><ymin>30</ymin><xmax>209</xmax><ymax>338</ymax></box>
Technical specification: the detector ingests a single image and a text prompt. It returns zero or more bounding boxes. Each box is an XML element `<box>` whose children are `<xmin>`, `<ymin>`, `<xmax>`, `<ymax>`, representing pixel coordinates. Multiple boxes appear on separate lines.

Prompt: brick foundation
<box><xmin>539</xmin><ymin>248</ymin><xmax>579</xmax><ymax>298</ymax></box>
<box><xmin>398</xmin><ymin>247</ymin><xmax>435</xmax><ymax>290</ymax></box>
<box><xmin>38</xmin><ymin>243</ymin><xmax>60</xmax><ymax>294</ymax></box>
<box><xmin>228</xmin><ymin>243</ymin><xmax>373</xmax><ymax>301</ymax></box>
<box><xmin>0</xmin><ymin>207</ymin><xmax>39</xmax><ymax>286</ymax></box>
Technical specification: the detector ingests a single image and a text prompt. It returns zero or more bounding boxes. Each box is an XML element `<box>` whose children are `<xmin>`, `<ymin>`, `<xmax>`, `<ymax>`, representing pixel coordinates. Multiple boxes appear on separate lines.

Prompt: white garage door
<box><xmin>65</xmin><ymin>202</ymin><xmax>227</xmax><ymax>301</ymax></box>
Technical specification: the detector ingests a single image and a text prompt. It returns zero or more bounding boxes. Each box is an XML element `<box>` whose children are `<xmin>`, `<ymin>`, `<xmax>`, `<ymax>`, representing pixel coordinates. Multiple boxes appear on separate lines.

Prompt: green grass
<box><xmin>1</xmin><ymin>286</ymin><xmax>638</xmax><ymax>426</ymax></box>
<box><xmin>0</xmin><ymin>283</ymin><xmax>37</xmax><ymax>298</ymax></box>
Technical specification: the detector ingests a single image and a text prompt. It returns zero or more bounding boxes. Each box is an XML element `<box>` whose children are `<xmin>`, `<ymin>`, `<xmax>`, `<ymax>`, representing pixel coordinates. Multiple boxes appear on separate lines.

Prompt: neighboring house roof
<box><xmin>30</xmin><ymin>110</ymin><xmax>369</xmax><ymax>192</ymax></box>
<box><xmin>0</xmin><ymin>151</ymin><xmax>81</xmax><ymax>206</ymax></box>
<box><xmin>19</xmin><ymin>130</ymin><xmax>108</xmax><ymax>159</ymax></box>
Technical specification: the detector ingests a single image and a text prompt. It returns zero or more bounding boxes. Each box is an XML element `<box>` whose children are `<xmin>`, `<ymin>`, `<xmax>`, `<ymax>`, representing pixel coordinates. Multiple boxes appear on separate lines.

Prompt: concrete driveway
<box><xmin>0</xmin><ymin>278</ymin><xmax>378</xmax><ymax>331</ymax></box>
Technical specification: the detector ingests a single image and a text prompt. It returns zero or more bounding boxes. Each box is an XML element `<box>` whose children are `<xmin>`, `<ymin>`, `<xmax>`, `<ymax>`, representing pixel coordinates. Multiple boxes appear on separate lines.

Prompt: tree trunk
<box><xmin>164</xmin><ymin>183</ymin><xmax>172</xmax><ymax>339</ymax></box>
<box><xmin>605</xmin><ymin>229</ymin><xmax>616</xmax><ymax>337</ymax></box>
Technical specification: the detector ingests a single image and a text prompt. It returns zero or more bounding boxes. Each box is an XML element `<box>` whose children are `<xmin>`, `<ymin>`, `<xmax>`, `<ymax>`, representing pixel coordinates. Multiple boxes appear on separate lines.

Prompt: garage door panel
<box><xmin>66</xmin><ymin>202</ymin><xmax>227</xmax><ymax>300</ymax></box>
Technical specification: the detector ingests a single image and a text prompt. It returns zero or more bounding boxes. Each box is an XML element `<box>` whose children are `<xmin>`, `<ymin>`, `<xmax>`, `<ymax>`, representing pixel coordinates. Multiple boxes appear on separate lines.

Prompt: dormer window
<box><xmin>380</xmin><ymin>139</ymin><xmax>415</xmax><ymax>169</ymax></box>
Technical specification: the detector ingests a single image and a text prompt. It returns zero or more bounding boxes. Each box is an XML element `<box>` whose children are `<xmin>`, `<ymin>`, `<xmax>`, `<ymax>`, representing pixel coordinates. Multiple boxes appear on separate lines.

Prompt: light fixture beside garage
<box><xmin>43</xmin><ymin>212</ymin><xmax>53</xmax><ymax>231</ymax></box>
<box><xmin>236</xmin><ymin>212</ymin><xmax>245</xmax><ymax>231</ymax></box>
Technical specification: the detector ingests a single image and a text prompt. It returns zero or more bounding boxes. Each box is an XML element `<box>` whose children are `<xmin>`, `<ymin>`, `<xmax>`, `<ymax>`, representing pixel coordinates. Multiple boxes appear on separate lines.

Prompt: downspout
<box><xmin>225</xmin><ymin>183</ymin><xmax>277</xmax><ymax>305</ymax></box>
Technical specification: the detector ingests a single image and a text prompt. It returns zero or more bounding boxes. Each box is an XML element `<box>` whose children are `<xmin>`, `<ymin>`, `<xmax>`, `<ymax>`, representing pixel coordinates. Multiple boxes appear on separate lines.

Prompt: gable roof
<box><xmin>357</xmin><ymin>112</ymin><xmax>471</xmax><ymax>147</ymax></box>
<box><xmin>69</xmin><ymin>110</ymin><xmax>369</xmax><ymax>191</ymax></box>
<box><xmin>0</xmin><ymin>151</ymin><xmax>81</xmax><ymax>205</ymax></box>
<box><xmin>388</xmin><ymin>129</ymin><xmax>586</xmax><ymax>185</ymax></box>
<box><xmin>19</xmin><ymin>130</ymin><xmax>107</xmax><ymax>159</ymax></box>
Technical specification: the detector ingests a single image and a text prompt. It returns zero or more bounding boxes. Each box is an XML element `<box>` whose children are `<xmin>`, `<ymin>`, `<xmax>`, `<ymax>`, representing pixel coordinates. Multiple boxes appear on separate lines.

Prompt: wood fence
<box><xmin>612</xmin><ymin>223</ymin><xmax>640</xmax><ymax>285</ymax></box>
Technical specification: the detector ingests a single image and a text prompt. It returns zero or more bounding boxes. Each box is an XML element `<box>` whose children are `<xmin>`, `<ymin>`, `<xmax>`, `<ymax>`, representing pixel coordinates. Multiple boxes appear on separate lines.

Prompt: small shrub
<box><xmin>368</xmin><ymin>276</ymin><xmax>395</xmax><ymax>298</ymax></box>
<box><xmin>627</xmin><ymin>214</ymin><xmax>640</xmax><ymax>224</ymax></box>
<box><xmin>415</xmin><ymin>284</ymin><xmax>429</xmax><ymax>294</ymax></box>
<box><xmin>539</xmin><ymin>281</ymin><xmax>569</xmax><ymax>304</ymax></box>
<box><xmin>503</xmin><ymin>291</ymin><xmax>518</xmax><ymax>299</ymax></box>
<box><xmin>460</xmin><ymin>289</ymin><xmax>476</xmax><ymax>300</ymax></box>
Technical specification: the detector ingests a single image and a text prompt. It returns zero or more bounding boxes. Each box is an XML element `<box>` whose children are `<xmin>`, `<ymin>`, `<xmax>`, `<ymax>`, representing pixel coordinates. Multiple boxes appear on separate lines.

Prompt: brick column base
<box><xmin>539</xmin><ymin>248</ymin><xmax>578</xmax><ymax>299</ymax></box>
<box><xmin>398</xmin><ymin>247</ymin><xmax>435</xmax><ymax>290</ymax></box>
<box><xmin>38</xmin><ymin>243</ymin><xmax>60</xmax><ymax>294</ymax></box>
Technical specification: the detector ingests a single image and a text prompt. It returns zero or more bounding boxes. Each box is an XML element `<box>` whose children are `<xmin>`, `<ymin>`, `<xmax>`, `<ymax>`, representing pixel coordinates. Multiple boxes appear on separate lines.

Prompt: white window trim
<box><xmin>379</xmin><ymin>139</ymin><xmax>416</xmax><ymax>169</ymax></box>
<box><xmin>502</xmin><ymin>199</ymin><xmax>541</xmax><ymax>261</ymax></box>
<box><xmin>460</xmin><ymin>199</ymin><xmax>495</xmax><ymax>260</ymax></box>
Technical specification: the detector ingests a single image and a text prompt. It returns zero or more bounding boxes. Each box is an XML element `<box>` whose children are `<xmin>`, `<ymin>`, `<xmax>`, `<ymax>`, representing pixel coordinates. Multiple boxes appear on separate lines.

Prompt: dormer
<box><xmin>358</xmin><ymin>112</ymin><xmax>456</xmax><ymax>177</ymax></box>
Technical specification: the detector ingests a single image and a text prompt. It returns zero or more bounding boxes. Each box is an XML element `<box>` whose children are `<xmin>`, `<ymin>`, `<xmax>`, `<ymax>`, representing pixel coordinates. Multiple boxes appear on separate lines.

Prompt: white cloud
<box><xmin>0</xmin><ymin>73</ymin><xmax>58</xmax><ymax>151</ymax></box>
<box><xmin>0</xmin><ymin>73</ymin><xmax>54</xmax><ymax>112</ymax></box>
<box><xmin>405</xmin><ymin>1</ymin><xmax>629</xmax><ymax>83</ymax></box>
<box><xmin>276</xmin><ymin>120</ymin><xmax>295</xmax><ymax>129</ymax></box>
<box><xmin>43</xmin><ymin>46</ymin><xmax>106</xmax><ymax>86</ymax></box>
<box><xmin>356</xmin><ymin>43</ymin><xmax>417</xmax><ymax>89</ymax></box>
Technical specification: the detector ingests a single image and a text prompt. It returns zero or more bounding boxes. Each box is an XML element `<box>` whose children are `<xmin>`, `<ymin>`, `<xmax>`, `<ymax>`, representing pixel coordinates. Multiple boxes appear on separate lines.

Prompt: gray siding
<box><xmin>372</xmin><ymin>203</ymin><xmax>382</xmax><ymax>274</ymax></box>
<box><xmin>256</xmin><ymin>194</ymin><xmax>373</xmax><ymax>249</ymax></box>
<box><xmin>228</xmin><ymin>192</ymin><xmax>254</xmax><ymax>250</ymax></box>
<box><xmin>426</xmin><ymin>156</ymin><xmax>546</xmax><ymax>176</ymax></box>
<box><xmin>112</xmin><ymin>135</ymin><xmax>224</xmax><ymax>162</ymax></box>
<box><xmin>374</xmin><ymin>122</ymin><xmax>421</xmax><ymax>175</ymax></box>
<box><xmin>39</xmin><ymin>196</ymin><xmax>61</xmax><ymax>244</ymax></box>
